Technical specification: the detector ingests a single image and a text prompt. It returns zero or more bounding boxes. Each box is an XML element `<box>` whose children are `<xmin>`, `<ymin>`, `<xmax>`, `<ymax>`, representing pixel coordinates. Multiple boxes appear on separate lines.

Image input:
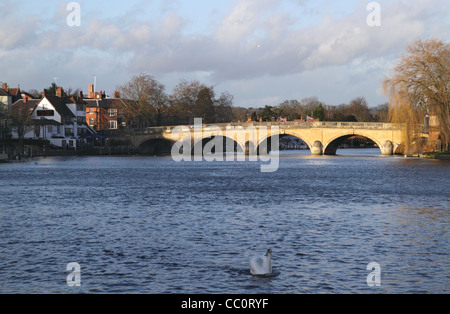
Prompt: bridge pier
<box><xmin>380</xmin><ymin>140</ymin><xmax>394</xmax><ymax>156</ymax></box>
<box><xmin>244</xmin><ymin>142</ymin><xmax>250</xmax><ymax>156</ymax></box>
<box><xmin>311</xmin><ymin>141</ymin><xmax>323</xmax><ymax>156</ymax></box>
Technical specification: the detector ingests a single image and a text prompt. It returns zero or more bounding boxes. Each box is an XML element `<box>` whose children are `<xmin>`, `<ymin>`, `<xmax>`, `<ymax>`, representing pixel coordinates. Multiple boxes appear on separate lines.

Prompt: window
<box><xmin>89</xmin><ymin>108</ymin><xmax>94</xmax><ymax>114</ymax></box>
<box><xmin>89</xmin><ymin>118</ymin><xmax>94</xmax><ymax>127</ymax></box>
<box><xmin>109</xmin><ymin>120</ymin><xmax>118</xmax><ymax>130</ymax></box>
<box><xmin>64</xmin><ymin>116</ymin><xmax>73</xmax><ymax>125</ymax></box>
<box><xmin>109</xmin><ymin>109</ymin><xmax>118</xmax><ymax>117</ymax></box>
<box><xmin>47</xmin><ymin>126</ymin><xmax>53</xmax><ymax>133</ymax></box>
<box><xmin>77</xmin><ymin>116</ymin><xmax>86</xmax><ymax>124</ymax></box>
<box><xmin>65</xmin><ymin>128</ymin><xmax>74</xmax><ymax>137</ymax></box>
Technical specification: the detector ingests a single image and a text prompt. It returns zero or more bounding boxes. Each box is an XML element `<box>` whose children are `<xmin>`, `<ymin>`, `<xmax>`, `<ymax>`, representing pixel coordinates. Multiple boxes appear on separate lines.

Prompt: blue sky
<box><xmin>1</xmin><ymin>0</ymin><xmax>449</xmax><ymax>108</ymax></box>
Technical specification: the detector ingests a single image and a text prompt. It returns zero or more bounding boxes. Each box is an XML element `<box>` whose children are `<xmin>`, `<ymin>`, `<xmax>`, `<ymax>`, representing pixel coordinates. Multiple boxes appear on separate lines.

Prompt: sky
<box><xmin>0</xmin><ymin>0</ymin><xmax>449</xmax><ymax>108</ymax></box>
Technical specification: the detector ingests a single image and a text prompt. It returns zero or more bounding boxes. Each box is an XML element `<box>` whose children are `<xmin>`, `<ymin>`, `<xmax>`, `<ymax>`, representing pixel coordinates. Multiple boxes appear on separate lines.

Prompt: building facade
<box><xmin>85</xmin><ymin>86</ymin><xmax>126</xmax><ymax>131</ymax></box>
<box><xmin>11</xmin><ymin>88</ymin><xmax>89</xmax><ymax>149</ymax></box>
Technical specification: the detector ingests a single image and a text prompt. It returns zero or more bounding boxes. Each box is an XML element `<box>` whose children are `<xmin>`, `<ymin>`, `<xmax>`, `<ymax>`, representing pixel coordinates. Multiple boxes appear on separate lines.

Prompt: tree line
<box><xmin>113</xmin><ymin>73</ymin><xmax>389</xmax><ymax>128</ymax></box>
<box><xmin>116</xmin><ymin>75</ymin><xmax>234</xmax><ymax>128</ymax></box>
<box><xmin>233</xmin><ymin>97</ymin><xmax>388</xmax><ymax>123</ymax></box>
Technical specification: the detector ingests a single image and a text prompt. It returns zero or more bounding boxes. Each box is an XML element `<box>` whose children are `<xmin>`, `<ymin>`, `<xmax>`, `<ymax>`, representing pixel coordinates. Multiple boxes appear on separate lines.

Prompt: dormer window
<box><xmin>109</xmin><ymin>109</ymin><xmax>118</xmax><ymax>117</ymax></box>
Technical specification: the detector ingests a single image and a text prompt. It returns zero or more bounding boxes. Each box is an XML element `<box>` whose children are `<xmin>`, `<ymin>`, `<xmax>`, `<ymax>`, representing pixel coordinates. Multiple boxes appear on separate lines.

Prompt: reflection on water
<box><xmin>0</xmin><ymin>149</ymin><xmax>448</xmax><ymax>294</ymax></box>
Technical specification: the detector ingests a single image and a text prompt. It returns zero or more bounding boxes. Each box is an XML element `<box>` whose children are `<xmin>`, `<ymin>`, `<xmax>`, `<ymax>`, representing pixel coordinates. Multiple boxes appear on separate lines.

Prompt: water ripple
<box><xmin>0</xmin><ymin>152</ymin><xmax>449</xmax><ymax>293</ymax></box>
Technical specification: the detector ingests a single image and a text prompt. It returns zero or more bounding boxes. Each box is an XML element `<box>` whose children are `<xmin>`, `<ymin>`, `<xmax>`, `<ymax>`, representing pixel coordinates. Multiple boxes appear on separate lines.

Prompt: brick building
<box><xmin>84</xmin><ymin>85</ymin><xmax>126</xmax><ymax>131</ymax></box>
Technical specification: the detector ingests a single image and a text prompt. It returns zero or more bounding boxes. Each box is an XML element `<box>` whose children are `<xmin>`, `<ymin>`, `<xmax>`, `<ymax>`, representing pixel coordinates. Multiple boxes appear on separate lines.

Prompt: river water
<box><xmin>0</xmin><ymin>149</ymin><xmax>448</xmax><ymax>294</ymax></box>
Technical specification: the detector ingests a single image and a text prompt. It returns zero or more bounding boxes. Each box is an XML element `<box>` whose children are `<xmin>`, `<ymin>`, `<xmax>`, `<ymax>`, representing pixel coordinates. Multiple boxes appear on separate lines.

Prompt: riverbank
<box><xmin>430</xmin><ymin>152</ymin><xmax>450</xmax><ymax>160</ymax></box>
<box><xmin>0</xmin><ymin>153</ymin><xmax>8</xmax><ymax>163</ymax></box>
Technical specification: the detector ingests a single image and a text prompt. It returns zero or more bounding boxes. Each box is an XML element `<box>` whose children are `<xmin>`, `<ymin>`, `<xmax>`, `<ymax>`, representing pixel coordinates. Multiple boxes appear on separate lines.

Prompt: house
<box><xmin>11</xmin><ymin>87</ymin><xmax>89</xmax><ymax>149</ymax></box>
<box><xmin>0</xmin><ymin>83</ymin><xmax>24</xmax><ymax>113</ymax></box>
<box><xmin>84</xmin><ymin>85</ymin><xmax>126</xmax><ymax>131</ymax></box>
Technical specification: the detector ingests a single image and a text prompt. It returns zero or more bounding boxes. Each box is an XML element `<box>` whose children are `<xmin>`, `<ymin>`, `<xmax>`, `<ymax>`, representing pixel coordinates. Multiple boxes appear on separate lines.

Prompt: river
<box><xmin>0</xmin><ymin>149</ymin><xmax>448</xmax><ymax>294</ymax></box>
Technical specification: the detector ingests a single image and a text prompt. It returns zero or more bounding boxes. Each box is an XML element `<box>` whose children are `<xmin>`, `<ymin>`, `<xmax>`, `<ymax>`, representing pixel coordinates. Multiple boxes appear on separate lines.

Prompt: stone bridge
<box><xmin>106</xmin><ymin>121</ymin><xmax>405</xmax><ymax>156</ymax></box>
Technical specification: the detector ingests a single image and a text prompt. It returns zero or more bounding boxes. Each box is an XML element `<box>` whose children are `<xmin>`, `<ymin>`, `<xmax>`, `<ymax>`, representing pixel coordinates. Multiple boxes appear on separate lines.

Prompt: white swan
<box><xmin>250</xmin><ymin>249</ymin><xmax>272</xmax><ymax>276</ymax></box>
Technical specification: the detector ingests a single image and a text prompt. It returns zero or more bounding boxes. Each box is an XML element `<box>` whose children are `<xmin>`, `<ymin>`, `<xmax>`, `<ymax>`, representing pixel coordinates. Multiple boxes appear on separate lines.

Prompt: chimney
<box><xmin>97</xmin><ymin>91</ymin><xmax>105</xmax><ymax>99</ymax></box>
<box><xmin>78</xmin><ymin>91</ymin><xmax>83</xmax><ymax>99</ymax></box>
<box><xmin>114</xmin><ymin>91</ymin><xmax>120</xmax><ymax>99</ymax></box>
<box><xmin>2</xmin><ymin>83</ymin><xmax>7</xmax><ymax>90</ymax></box>
<box><xmin>23</xmin><ymin>96</ymin><xmax>27</xmax><ymax>104</ymax></box>
<box><xmin>88</xmin><ymin>84</ymin><xmax>94</xmax><ymax>98</ymax></box>
<box><xmin>56</xmin><ymin>87</ymin><xmax>63</xmax><ymax>98</ymax></box>
<box><xmin>42</xmin><ymin>89</ymin><xmax>47</xmax><ymax>98</ymax></box>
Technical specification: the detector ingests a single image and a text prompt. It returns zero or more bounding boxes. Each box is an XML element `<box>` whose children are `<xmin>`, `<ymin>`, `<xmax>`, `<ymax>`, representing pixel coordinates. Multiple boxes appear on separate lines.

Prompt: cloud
<box><xmin>124</xmin><ymin>0</ymin><xmax>448</xmax><ymax>81</ymax></box>
<box><xmin>0</xmin><ymin>1</ymin><xmax>40</xmax><ymax>49</ymax></box>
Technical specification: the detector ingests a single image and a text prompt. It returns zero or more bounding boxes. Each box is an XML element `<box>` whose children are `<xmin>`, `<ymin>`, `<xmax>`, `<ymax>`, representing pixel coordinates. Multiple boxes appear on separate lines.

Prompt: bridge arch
<box><xmin>255</xmin><ymin>132</ymin><xmax>314</xmax><ymax>155</ymax></box>
<box><xmin>137</xmin><ymin>138</ymin><xmax>176</xmax><ymax>155</ymax></box>
<box><xmin>192</xmin><ymin>135</ymin><xmax>246</xmax><ymax>156</ymax></box>
<box><xmin>323</xmin><ymin>133</ymin><xmax>389</xmax><ymax>155</ymax></box>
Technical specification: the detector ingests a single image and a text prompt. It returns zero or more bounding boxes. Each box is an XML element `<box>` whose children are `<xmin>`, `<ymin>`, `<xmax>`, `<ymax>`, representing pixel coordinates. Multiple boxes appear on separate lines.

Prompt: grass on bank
<box><xmin>432</xmin><ymin>151</ymin><xmax>450</xmax><ymax>156</ymax></box>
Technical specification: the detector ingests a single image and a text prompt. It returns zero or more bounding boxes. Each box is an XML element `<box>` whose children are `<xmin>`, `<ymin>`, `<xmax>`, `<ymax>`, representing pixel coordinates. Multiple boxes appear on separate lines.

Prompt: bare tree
<box><xmin>384</xmin><ymin>39</ymin><xmax>450</xmax><ymax>152</ymax></box>
<box><xmin>214</xmin><ymin>91</ymin><xmax>234</xmax><ymax>123</ymax></box>
<box><xmin>168</xmin><ymin>80</ymin><xmax>234</xmax><ymax>125</ymax></box>
<box><xmin>195</xmin><ymin>87</ymin><xmax>216</xmax><ymax>124</ymax></box>
<box><xmin>118</xmin><ymin>73</ymin><xmax>168</xmax><ymax>128</ymax></box>
<box><xmin>373</xmin><ymin>103</ymin><xmax>389</xmax><ymax>122</ymax></box>
<box><xmin>10</xmin><ymin>102</ymin><xmax>34</xmax><ymax>153</ymax></box>
<box><xmin>346</xmin><ymin>97</ymin><xmax>373</xmax><ymax>122</ymax></box>
<box><xmin>169</xmin><ymin>80</ymin><xmax>210</xmax><ymax>125</ymax></box>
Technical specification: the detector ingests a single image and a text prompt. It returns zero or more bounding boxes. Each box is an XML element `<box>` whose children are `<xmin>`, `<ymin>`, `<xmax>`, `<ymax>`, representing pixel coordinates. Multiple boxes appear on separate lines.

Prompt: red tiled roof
<box><xmin>0</xmin><ymin>87</ymin><xmax>22</xmax><ymax>102</ymax></box>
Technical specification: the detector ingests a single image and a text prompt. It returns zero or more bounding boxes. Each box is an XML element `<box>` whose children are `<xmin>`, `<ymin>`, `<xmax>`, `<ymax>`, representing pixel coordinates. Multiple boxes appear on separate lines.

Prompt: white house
<box><xmin>11</xmin><ymin>88</ymin><xmax>89</xmax><ymax>149</ymax></box>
